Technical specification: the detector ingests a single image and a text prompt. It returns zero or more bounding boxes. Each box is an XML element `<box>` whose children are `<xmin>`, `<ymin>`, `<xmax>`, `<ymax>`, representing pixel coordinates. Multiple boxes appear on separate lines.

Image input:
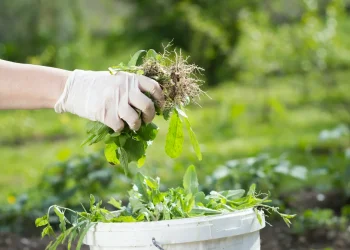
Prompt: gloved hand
<box><xmin>54</xmin><ymin>70</ymin><xmax>164</xmax><ymax>132</ymax></box>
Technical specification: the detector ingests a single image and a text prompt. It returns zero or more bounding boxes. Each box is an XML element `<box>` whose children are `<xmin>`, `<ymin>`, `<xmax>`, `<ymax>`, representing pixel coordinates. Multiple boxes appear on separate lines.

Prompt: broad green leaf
<box><xmin>165</xmin><ymin>110</ymin><xmax>184</xmax><ymax>158</ymax></box>
<box><xmin>104</xmin><ymin>142</ymin><xmax>119</xmax><ymax>165</ymax></box>
<box><xmin>183</xmin><ymin>193</ymin><xmax>195</xmax><ymax>213</ymax></box>
<box><xmin>123</xmin><ymin>138</ymin><xmax>145</xmax><ymax>162</ymax></box>
<box><xmin>137</xmin><ymin>123</ymin><xmax>159</xmax><ymax>141</ymax></box>
<box><xmin>35</xmin><ymin>215</ymin><xmax>48</xmax><ymax>227</ymax></box>
<box><xmin>118</xmin><ymin>147</ymin><xmax>129</xmax><ymax>175</ymax></box>
<box><xmin>134</xmin><ymin>173</ymin><xmax>149</xmax><ymax>202</ymax></box>
<box><xmin>194</xmin><ymin>192</ymin><xmax>207</xmax><ymax>204</ymax></box>
<box><xmin>128</xmin><ymin>50</ymin><xmax>146</xmax><ymax>66</ymax></box>
<box><xmin>118</xmin><ymin>134</ymin><xmax>129</xmax><ymax>147</ymax></box>
<box><xmin>183</xmin><ymin>165</ymin><xmax>199</xmax><ymax>194</ymax></box>
<box><xmin>184</xmin><ymin>117</ymin><xmax>202</xmax><ymax>161</ymax></box>
<box><xmin>108</xmin><ymin>198</ymin><xmax>122</xmax><ymax>209</ymax></box>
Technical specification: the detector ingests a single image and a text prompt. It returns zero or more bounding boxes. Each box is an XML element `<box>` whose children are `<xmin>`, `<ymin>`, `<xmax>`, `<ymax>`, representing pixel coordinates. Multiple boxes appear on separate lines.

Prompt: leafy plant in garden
<box><xmin>36</xmin><ymin>165</ymin><xmax>295</xmax><ymax>250</ymax></box>
<box><xmin>0</xmin><ymin>152</ymin><xmax>130</xmax><ymax>234</ymax></box>
<box><xmin>82</xmin><ymin>46</ymin><xmax>203</xmax><ymax>174</ymax></box>
<box><xmin>292</xmin><ymin>208</ymin><xmax>349</xmax><ymax>235</ymax></box>
<box><xmin>206</xmin><ymin>153</ymin><xmax>308</xmax><ymax>194</ymax></box>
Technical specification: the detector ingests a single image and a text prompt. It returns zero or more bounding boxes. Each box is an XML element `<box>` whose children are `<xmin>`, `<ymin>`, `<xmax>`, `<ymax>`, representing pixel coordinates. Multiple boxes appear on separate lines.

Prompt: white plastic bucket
<box><xmin>84</xmin><ymin>208</ymin><xmax>265</xmax><ymax>250</ymax></box>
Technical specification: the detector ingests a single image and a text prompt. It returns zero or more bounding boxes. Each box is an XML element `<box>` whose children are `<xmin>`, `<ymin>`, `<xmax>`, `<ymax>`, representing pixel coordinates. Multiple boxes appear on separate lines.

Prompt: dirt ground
<box><xmin>1</xmin><ymin>226</ymin><xmax>349</xmax><ymax>250</ymax></box>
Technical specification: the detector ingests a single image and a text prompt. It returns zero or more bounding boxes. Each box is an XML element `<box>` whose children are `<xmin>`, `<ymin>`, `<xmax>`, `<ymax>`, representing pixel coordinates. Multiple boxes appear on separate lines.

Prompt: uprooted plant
<box><xmin>82</xmin><ymin>46</ymin><xmax>204</xmax><ymax>174</ymax></box>
<box><xmin>36</xmin><ymin>165</ymin><xmax>296</xmax><ymax>250</ymax></box>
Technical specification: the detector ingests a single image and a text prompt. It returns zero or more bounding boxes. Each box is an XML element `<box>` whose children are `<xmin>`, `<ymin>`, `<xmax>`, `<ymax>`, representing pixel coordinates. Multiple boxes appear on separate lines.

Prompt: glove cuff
<box><xmin>54</xmin><ymin>69</ymin><xmax>80</xmax><ymax>113</ymax></box>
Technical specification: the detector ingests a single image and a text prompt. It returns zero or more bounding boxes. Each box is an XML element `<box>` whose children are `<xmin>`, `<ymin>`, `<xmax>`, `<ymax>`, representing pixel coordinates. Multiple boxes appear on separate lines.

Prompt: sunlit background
<box><xmin>1</xmin><ymin>0</ymin><xmax>350</xmax><ymax>249</ymax></box>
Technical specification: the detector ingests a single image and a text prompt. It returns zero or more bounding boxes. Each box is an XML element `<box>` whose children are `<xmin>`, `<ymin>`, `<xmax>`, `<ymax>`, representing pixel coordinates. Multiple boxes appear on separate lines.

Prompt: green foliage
<box><xmin>0</xmin><ymin>152</ymin><xmax>130</xmax><ymax>234</ymax></box>
<box><xmin>233</xmin><ymin>0</ymin><xmax>350</xmax><ymax>83</ymax></box>
<box><xmin>292</xmin><ymin>208</ymin><xmax>349</xmax><ymax>234</ymax></box>
<box><xmin>37</xmin><ymin>165</ymin><xmax>295</xmax><ymax>249</ymax></box>
<box><xmin>165</xmin><ymin>110</ymin><xmax>184</xmax><ymax>158</ymax></box>
<box><xmin>206</xmin><ymin>153</ymin><xmax>308</xmax><ymax>195</ymax></box>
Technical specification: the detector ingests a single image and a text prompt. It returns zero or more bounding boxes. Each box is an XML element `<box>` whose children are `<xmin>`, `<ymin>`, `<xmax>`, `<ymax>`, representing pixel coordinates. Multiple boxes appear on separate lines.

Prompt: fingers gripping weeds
<box><xmin>83</xmin><ymin>46</ymin><xmax>205</xmax><ymax>173</ymax></box>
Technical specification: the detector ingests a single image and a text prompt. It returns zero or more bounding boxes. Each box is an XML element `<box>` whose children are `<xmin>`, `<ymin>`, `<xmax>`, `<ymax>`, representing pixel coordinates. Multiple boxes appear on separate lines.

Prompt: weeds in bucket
<box><xmin>36</xmin><ymin>165</ymin><xmax>295</xmax><ymax>250</ymax></box>
<box><xmin>82</xmin><ymin>45</ymin><xmax>204</xmax><ymax>174</ymax></box>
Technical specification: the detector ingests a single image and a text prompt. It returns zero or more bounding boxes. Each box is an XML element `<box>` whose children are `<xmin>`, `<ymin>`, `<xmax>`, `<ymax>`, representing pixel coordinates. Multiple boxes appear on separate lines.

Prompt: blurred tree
<box><xmin>120</xmin><ymin>0</ymin><xmax>258</xmax><ymax>85</ymax></box>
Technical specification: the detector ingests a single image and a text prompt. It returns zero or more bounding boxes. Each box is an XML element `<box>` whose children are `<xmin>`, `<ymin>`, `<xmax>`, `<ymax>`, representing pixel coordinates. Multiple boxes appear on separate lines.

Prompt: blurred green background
<box><xmin>1</xmin><ymin>0</ymin><xmax>350</xmax><ymax>249</ymax></box>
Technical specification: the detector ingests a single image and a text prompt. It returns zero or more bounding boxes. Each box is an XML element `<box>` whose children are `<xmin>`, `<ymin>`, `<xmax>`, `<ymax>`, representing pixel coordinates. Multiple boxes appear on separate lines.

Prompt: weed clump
<box><xmin>140</xmin><ymin>47</ymin><xmax>203</xmax><ymax>113</ymax></box>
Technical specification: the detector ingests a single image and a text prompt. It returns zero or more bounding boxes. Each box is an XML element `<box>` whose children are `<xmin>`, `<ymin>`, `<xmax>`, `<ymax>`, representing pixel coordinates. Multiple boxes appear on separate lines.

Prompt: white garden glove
<box><xmin>54</xmin><ymin>70</ymin><xmax>164</xmax><ymax>132</ymax></box>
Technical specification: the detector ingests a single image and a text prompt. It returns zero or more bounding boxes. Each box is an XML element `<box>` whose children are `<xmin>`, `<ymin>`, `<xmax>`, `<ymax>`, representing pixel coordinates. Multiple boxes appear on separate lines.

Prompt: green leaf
<box><xmin>112</xmin><ymin>216</ymin><xmax>137</xmax><ymax>222</ymax></box>
<box><xmin>137</xmin><ymin>155</ymin><xmax>146</xmax><ymax>168</ymax></box>
<box><xmin>190</xmin><ymin>206</ymin><xmax>222</xmax><ymax>215</ymax></box>
<box><xmin>183</xmin><ymin>165</ymin><xmax>199</xmax><ymax>194</ymax></box>
<box><xmin>108</xmin><ymin>198</ymin><xmax>122</xmax><ymax>209</ymax></box>
<box><xmin>41</xmin><ymin>225</ymin><xmax>54</xmax><ymax>238</ymax></box>
<box><xmin>76</xmin><ymin>222</ymin><xmax>93</xmax><ymax>250</ymax></box>
<box><xmin>247</xmin><ymin>184</ymin><xmax>256</xmax><ymax>196</ymax></box>
<box><xmin>254</xmin><ymin>208</ymin><xmax>263</xmax><ymax>225</ymax></box>
<box><xmin>194</xmin><ymin>192</ymin><xmax>206</xmax><ymax>204</ymax></box>
<box><xmin>146</xmin><ymin>49</ymin><xmax>158</xmax><ymax>59</ymax></box>
<box><xmin>176</xmin><ymin>107</ymin><xmax>188</xmax><ymax>118</ymax></box>
<box><xmin>89</xmin><ymin>195</ymin><xmax>95</xmax><ymax>209</ymax></box>
<box><xmin>123</xmin><ymin>138</ymin><xmax>145</xmax><ymax>162</ymax></box>
<box><xmin>118</xmin><ymin>147</ymin><xmax>129</xmax><ymax>175</ymax></box>
<box><xmin>145</xmin><ymin>177</ymin><xmax>158</xmax><ymax>189</ymax></box>
<box><xmin>163</xmin><ymin>109</ymin><xmax>172</xmax><ymax>120</ymax></box>
<box><xmin>54</xmin><ymin>207</ymin><xmax>66</xmax><ymax>232</ymax></box>
<box><xmin>165</xmin><ymin>110</ymin><xmax>184</xmax><ymax>158</ymax></box>
<box><xmin>134</xmin><ymin>173</ymin><xmax>149</xmax><ymax>202</ymax></box>
<box><xmin>35</xmin><ymin>215</ymin><xmax>48</xmax><ymax>227</ymax></box>
<box><xmin>219</xmin><ymin>190</ymin><xmax>245</xmax><ymax>200</ymax></box>
<box><xmin>184</xmin><ymin>117</ymin><xmax>202</xmax><ymax>161</ymax></box>
<box><xmin>104</xmin><ymin>142</ymin><xmax>119</xmax><ymax>165</ymax></box>
<box><xmin>81</xmin><ymin>122</ymin><xmax>110</xmax><ymax>146</ymax></box>
<box><xmin>67</xmin><ymin>229</ymin><xmax>78</xmax><ymax>250</ymax></box>
<box><xmin>137</xmin><ymin>123</ymin><xmax>159</xmax><ymax>141</ymax></box>
<box><xmin>128</xmin><ymin>50</ymin><xmax>146</xmax><ymax>67</ymax></box>
<box><xmin>118</xmin><ymin>134</ymin><xmax>129</xmax><ymax>147</ymax></box>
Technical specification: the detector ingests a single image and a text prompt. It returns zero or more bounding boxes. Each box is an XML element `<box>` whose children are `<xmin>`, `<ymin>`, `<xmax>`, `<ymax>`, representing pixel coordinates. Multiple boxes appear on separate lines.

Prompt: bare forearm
<box><xmin>0</xmin><ymin>59</ymin><xmax>71</xmax><ymax>109</ymax></box>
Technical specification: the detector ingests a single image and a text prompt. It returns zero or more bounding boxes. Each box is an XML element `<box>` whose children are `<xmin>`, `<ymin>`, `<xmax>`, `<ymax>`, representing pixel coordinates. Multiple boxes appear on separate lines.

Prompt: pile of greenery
<box><xmin>36</xmin><ymin>165</ymin><xmax>295</xmax><ymax>250</ymax></box>
<box><xmin>82</xmin><ymin>46</ymin><xmax>203</xmax><ymax>174</ymax></box>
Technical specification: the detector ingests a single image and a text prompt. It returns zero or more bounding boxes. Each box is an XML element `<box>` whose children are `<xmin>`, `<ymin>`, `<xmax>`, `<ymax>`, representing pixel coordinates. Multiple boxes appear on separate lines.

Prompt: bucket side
<box><xmin>84</xmin><ymin>209</ymin><xmax>265</xmax><ymax>248</ymax></box>
<box><xmin>87</xmin><ymin>231</ymin><xmax>261</xmax><ymax>250</ymax></box>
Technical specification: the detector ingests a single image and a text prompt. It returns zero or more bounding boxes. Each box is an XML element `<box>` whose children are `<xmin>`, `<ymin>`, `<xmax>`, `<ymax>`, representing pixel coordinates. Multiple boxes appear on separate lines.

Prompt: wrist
<box><xmin>49</xmin><ymin>69</ymin><xmax>71</xmax><ymax>109</ymax></box>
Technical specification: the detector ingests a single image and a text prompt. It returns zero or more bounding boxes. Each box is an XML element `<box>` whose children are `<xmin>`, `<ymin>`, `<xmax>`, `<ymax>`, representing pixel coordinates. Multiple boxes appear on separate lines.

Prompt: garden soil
<box><xmin>1</xmin><ymin>228</ymin><xmax>349</xmax><ymax>250</ymax></box>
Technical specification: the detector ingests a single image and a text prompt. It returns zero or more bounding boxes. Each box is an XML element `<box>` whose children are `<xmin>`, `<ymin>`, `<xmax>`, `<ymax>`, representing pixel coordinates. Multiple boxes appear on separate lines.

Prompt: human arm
<box><xmin>0</xmin><ymin>59</ymin><xmax>69</xmax><ymax>109</ymax></box>
<box><xmin>0</xmin><ymin>60</ymin><xmax>164</xmax><ymax>131</ymax></box>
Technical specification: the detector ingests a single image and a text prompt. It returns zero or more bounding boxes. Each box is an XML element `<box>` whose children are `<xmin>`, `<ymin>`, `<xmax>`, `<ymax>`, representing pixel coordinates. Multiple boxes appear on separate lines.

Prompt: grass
<box><xmin>0</xmin><ymin>70</ymin><xmax>349</xmax><ymax>203</ymax></box>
